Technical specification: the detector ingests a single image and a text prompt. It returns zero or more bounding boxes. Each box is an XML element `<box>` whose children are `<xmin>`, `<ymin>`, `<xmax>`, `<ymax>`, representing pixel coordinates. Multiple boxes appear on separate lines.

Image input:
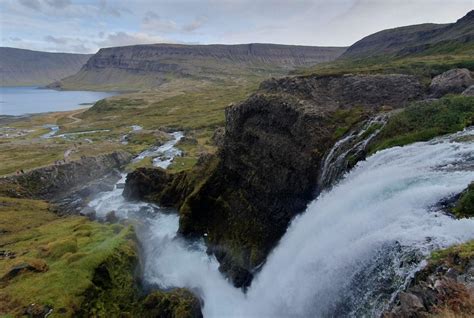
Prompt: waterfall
<box><xmin>318</xmin><ymin>114</ymin><xmax>388</xmax><ymax>190</ymax></box>
<box><xmin>88</xmin><ymin>127</ymin><xmax>474</xmax><ymax>317</ymax></box>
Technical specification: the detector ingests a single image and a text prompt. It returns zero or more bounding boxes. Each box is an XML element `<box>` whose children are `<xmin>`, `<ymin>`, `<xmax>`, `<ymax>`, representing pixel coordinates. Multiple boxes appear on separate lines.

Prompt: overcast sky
<box><xmin>0</xmin><ymin>0</ymin><xmax>472</xmax><ymax>54</ymax></box>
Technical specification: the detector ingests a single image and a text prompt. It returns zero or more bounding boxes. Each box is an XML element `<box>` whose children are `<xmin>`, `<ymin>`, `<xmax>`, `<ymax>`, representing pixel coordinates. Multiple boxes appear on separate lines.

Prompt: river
<box><xmin>88</xmin><ymin>128</ymin><xmax>474</xmax><ymax>317</ymax></box>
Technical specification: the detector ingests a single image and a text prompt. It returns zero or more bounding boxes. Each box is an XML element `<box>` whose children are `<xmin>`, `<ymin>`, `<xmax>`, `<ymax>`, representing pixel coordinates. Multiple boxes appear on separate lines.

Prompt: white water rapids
<box><xmin>89</xmin><ymin>128</ymin><xmax>474</xmax><ymax>317</ymax></box>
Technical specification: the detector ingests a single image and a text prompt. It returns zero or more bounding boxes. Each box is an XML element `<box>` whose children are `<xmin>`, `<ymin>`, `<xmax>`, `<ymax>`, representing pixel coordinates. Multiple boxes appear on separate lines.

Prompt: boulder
<box><xmin>430</xmin><ymin>68</ymin><xmax>473</xmax><ymax>97</ymax></box>
<box><xmin>462</xmin><ymin>85</ymin><xmax>474</xmax><ymax>96</ymax></box>
<box><xmin>399</xmin><ymin>292</ymin><xmax>425</xmax><ymax>313</ymax></box>
<box><xmin>123</xmin><ymin>168</ymin><xmax>171</xmax><ymax>201</ymax></box>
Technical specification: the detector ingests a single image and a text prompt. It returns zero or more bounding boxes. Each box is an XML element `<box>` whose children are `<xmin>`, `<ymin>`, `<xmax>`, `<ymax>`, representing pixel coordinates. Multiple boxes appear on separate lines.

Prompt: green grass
<box><xmin>369</xmin><ymin>96</ymin><xmax>474</xmax><ymax>153</ymax></box>
<box><xmin>431</xmin><ymin>240</ymin><xmax>474</xmax><ymax>266</ymax></box>
<box><xmin>0</xmin><ymin>197</ymin><xmax>137</xmax><ymax>317</ymax></box>
<box><xmin>297</xmin><ymin>53</ymin><xmax>474</xmax><ymax>86</ymax></box>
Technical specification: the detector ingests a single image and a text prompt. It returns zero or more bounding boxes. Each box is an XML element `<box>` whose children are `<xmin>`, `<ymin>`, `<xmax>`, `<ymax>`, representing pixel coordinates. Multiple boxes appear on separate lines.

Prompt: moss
<box><xmin>453</xmin><ymin>183</ymin><xmax>474</xmax><ymax>218</ymax></box>
<box><xmin>0</xmin><ymin>196</ymin><xmax>137</xmax><ymax>317</ymax></box>
<box><xmin>331</xmin><ymin>107</ymin><xmax>367</xmax><ymax>139</ymax></box>
<box><xmin>430</xmin><ymin>240</ymin><xmax>474</xmax><ymax>271</ymax></box>
<box><xmin>369</xmin><ymin>96</ymin><xmax>474</xmax><ymax>153</ymax></box>
<box><xmin>139</xmin><ymin>289</ymin><xmax>202</xmax><ymax>318</ymax></box>
<box><xmin>46</xmin><ymin>238</ymin><xmax>78</xmax><ymax>259</ymax></box>
<box><xmin>0</xmin><ymin>196</ymin><xmax>202</xmax><ymax>317</ymax></box>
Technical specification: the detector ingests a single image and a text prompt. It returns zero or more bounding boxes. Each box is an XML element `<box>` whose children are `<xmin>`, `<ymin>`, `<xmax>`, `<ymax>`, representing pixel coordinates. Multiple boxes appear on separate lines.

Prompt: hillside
<box><xmin>50</xmin><ymin>43</ymin><xmax>346</xmax><ymax>91</ymax></box>
<box><xmin>0</xmin><ymin>47</ymin><xmax>92</xmax><ymax>86</ymax></box>
<box><xmin>341</xmin><ymin>10</ymin><xmax>474</xmax><ymax>59</ymax></box>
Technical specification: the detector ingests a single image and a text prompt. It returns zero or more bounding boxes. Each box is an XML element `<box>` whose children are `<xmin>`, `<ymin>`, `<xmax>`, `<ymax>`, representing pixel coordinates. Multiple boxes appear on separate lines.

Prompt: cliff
<box><xmin>50</xmin><ymin>43</ymin><xmax>346</xmax><ymax>90</ymax></box>
<box><xmin>341</xmin><ymin>10</ymin><xmax>474</xmax><ymax>59</ymax></box>
<box><xmin>125</xmin><ymin>73</ymin><xmax>425</xmax><ymax>287</ymax></box>
<box><xmin>0</xmin><ymin>47</ymin><xmax>92</xmax><ymax>86</ymax></box>
<box><xmin>0</xmin><ymin>151</ymin><xmax>132</xmax><ymax>200</ymax></box>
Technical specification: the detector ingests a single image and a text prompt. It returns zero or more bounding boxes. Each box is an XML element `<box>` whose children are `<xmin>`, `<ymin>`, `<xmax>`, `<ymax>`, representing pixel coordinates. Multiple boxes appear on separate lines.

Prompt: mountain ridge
<box><xmin>49</xmin><ymin>43</ymin><xmax>347</xmax><ymax>91</ymax></box>
<box><xmin>0</xmin><ymin>47</ymin><xmax>92</xmax><ymax>86</ymax></box>
<box><xmin>341</xmin><ymin>10</ymin><xmax>474</xmax><ymax>59</ymax></box>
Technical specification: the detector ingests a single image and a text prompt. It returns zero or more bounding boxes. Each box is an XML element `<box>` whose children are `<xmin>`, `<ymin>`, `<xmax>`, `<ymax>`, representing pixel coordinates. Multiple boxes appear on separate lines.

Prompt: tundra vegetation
<box><xmin>1</xmin><ymin>11</ymin><xmax>473</xmax><ymax>317</ymax></box>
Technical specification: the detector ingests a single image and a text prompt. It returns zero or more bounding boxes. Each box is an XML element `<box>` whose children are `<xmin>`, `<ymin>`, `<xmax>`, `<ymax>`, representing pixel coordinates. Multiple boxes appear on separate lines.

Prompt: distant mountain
<box><xmin>0</xmin><ymin>47</ymin><xmax>92</xmax><ymax>86</ymax></box>
<box><xmin>341</xmin><ymin>10</ymin><xmax>474</xmax><ymax>59</ymax></box>
<box><xmin>50</xmin><ymin>43</ymin><xmax>346</xmax><ymax>91</ymax></box>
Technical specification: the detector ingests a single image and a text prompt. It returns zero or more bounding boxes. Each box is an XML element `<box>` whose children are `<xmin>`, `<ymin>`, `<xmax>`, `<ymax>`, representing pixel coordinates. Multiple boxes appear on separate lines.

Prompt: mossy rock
<box><xmin>140</xmin><ymin>288</ymin><xmax>203</xmax><ymax>318</ymax></box>
<box><xmin>453</xmin><ymin>183</ymin><xmax>474</xmax><ymax>218</ymax></box>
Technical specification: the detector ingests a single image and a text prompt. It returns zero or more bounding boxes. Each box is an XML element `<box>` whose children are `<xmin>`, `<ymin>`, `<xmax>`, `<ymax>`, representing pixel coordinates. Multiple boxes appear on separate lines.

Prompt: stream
<box><xmin>87</xmin><ymin>128</ymin><xmax>474</xmax><ymax>317</ymax></box>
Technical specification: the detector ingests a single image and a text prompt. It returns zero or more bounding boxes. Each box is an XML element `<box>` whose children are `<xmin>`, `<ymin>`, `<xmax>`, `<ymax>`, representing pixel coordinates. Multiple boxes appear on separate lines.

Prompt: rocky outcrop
<box><xmin>462</xmin><ymin>85</ymin><xmax>474</xmax><ymax>96</ymax></box>
<box><xmin>383</xmin><ymin>244</ymin><xmax>474</xmax><ymax>317</ymax></box>
<box><xmin>126</xmin><ymin>73</ymin><xmax>425</xmax><ymax>287</ymax></box>
<box><xmin>0</xmin><ymin>151</ymin><xmax>132</xmax><ymax>200</ymax></box>
<box><xmin>430</xmin><ymin>68</ymin><xmax>473</xmax><ymax>97</ymax></box>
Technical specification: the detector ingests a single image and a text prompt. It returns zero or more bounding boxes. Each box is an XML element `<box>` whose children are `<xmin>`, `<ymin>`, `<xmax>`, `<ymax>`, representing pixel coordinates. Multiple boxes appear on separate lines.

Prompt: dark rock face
<box><xmin>0</xmin><ymin>151</ymin><xmax>131</xmax><ymax>200</ymax></box>
<box><xmin>123</xmin><ymin>168</ymin><xmax>171</xmax><ymax>201</ymax></box>
<box><xmin>430</xmin><ymin>68</ymin><xmax>473</xmax><ymax>97</ymax></box>
<box><xmin>174</xmin><ymin>73</ymin><xmax>425</xmax><ymax>286</ymax></box>
<box><xmin>259</xmin><ymin>74</ymin><xmax>424</xmax><ymax>109</ymax></box>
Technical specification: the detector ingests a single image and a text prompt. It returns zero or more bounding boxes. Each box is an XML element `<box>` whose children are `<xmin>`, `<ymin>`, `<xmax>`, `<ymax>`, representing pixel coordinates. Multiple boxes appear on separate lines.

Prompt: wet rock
<box><xmin>24</xmin><ymin>303</ymin><xmax>53</xmax><ymax>318</ymax></box>
<box><xmin>105</xmin><ymin>211</ymin><xmax>118</xmax><ymax>223</ymax></box>
<box><xmin>141</xmin><ymin>288</ymin><xmax>203</xmax><ymax>318</ymax></box>
<box><xmin>430</xmin><ymin>68</ymin><xmax>473</xmax><ymax>97</ymax></box>
<box><xmin>399</xmin><ymin>292</ymin><xmax>425</xmax><ymax>313</ymax></box>
<box><xmin>383</xmin><ymin>242</ymin><xmax>474</xmax><ymax>317</ymax></box>
<box><xmin>123</xmin><ymin>168</ymin><xmax>171</xmax><ymax>201</ymax></box>
<box><xmin>462</xmin><ymin>85</ymin><xmax>474</xmax><ymax>96</ymax></box>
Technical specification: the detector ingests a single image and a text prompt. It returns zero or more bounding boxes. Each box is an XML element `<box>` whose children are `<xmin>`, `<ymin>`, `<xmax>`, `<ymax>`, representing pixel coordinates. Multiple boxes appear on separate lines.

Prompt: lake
<box><xmin>0</xmin><ymin>86</ymin><xmax>117</xmax><ymax>116</ymax></box>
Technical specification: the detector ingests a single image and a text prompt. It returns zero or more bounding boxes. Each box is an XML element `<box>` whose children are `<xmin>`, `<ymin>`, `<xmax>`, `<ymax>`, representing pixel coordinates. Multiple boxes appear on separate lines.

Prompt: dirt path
<box><xmin>66</xmin><ymin>109</ymin><xmax>86</xmax><ymax>125</ymax></box>
<box><xmin>66</xmin><ymin>109</ymin><xmax>85</xmax><ymax>126</ymax></box>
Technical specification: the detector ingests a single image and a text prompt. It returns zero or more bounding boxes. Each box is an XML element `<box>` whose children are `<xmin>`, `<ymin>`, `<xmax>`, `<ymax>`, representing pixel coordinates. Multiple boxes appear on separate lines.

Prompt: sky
<box><xmin>0</xmin><ymin>0</ymin><xmax>473</xmax><ymax>54</ymax></box>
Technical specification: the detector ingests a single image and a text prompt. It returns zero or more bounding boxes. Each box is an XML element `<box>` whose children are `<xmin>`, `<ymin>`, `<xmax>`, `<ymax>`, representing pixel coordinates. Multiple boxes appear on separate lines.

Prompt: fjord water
<box><xmin>90</xmin><ymin>128</ymin><xmax>474</xmax><ymax>317</ymax></box>
<box><xmin>0</xmin><ymin>86</ymin><xmax>116</xmax><ymax>115</ymax></box>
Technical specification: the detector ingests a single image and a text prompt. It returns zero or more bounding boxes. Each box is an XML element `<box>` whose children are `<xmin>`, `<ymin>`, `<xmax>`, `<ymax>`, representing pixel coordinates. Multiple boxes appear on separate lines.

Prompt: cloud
<box><xmin>96</xmin><ymin>31</ymin><xmax>167</xmax><ymax>48</ymax></box>
<box><xmin>142</xmin><ymin>11</ymin><xmax>178</xmax><ymax>32</ymax></box>
<box><xmin>44</xmin><ymin>35</ymin><xmax>68</xmax><ymax>44</ymax></box>
<box><xmin>44</xmin><ymin>0</ymin><xmax>71</xmax><ymax>9</ymax></box>
<box><xmin>182</xmin><ymin>16</ymin><xmax>208</xmax><ymax>32</ymax></box>
<box><xmin>98</xmin><ymin>0</ymin><xmax>131</xmax><ymax>17</ymax></box>
<box><xmin>18</xmin><ymin>0</ymin><xmax>41</xmax><ymax>10</ymax></box>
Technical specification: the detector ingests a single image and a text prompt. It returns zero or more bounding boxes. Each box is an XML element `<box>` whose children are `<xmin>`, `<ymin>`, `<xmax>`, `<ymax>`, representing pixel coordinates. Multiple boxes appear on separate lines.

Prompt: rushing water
<box><xmin>133</xmin><ymin>131</ymin><xmax>184</xmax><ymax>168</ymax></box>
<box><xmin>0</xmin><ymin>86</ymin><xmax>116</xmax><ymax>116</ymax></box>
<box><xmin>88</xmin><ymin>128</ymin><xmax>474</xmax><ymax>317</ymax></box>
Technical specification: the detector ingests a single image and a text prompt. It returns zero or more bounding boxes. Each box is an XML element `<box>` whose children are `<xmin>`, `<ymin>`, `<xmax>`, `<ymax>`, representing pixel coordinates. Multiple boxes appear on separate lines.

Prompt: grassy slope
<box><xmin>0</xmin><ymin>80</ymin><xmax>257</xmax><ymax>176</ymax></box>
<box><xmin>297</xmin><ymin>51</ymin><xmax>474</xmax><ymax>85</ymax></box>
<box><xmin>0</xmin><ymin>197</ymin><xmax>136</xmax><ymax>317</ymax></box>
<box><xmin>368</xmin><ymin>95</ymin><xmax>474</xmax><ymax>153</ymax></box>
